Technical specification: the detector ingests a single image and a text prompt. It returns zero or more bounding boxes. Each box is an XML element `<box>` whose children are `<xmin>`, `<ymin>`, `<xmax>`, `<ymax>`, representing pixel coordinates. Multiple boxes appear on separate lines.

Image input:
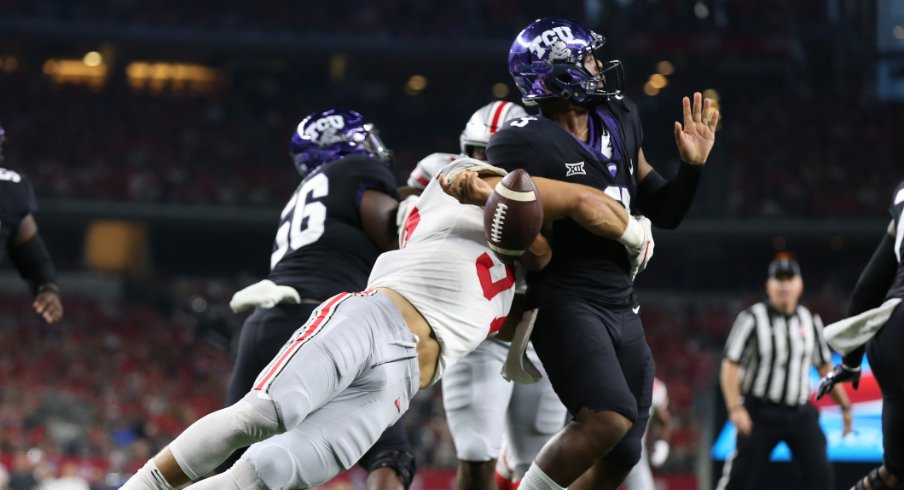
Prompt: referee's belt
<box><xmin>745</xmin><ymin>398</ymin><xmax>808</xmax><ymax>412</ymax></box>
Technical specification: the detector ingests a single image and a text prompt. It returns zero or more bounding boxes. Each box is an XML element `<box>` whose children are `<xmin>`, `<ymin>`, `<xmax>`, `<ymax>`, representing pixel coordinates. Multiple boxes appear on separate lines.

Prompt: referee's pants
<box><xmin>717</xmin><ymin>399</ymin><xmax>831</xmax><ymax>490</ymax></box>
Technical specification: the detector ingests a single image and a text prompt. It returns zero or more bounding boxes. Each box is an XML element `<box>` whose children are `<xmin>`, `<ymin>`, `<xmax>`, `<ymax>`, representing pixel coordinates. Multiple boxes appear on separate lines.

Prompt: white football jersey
<box><xmin>369</xmin><ymin>159</ymin><xmax>515</xmax><ymax>384</ymax></box>
<box><xmin>407</xmin><ymin>152</ymin><xmax>460</xmax><ymax>189</ymax></box>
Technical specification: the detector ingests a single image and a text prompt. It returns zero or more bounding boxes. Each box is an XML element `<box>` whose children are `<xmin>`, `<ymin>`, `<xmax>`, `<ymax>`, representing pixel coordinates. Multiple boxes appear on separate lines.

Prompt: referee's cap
<box><xmin>768</xmin><ymin>253</ymin><xmax>801</xmax><ymax>279</ymax></box>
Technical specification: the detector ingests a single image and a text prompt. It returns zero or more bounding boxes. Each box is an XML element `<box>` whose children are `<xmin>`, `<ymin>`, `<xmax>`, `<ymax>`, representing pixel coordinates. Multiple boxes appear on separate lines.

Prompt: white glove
<box><xmin>619</xmin><ymin>215</ymin><xmax>654</xmax><ymax>281</ymax></box>
<box><xmin>650</xmin><ymin>440</ymin><xmax>670</xmax><ymax>468</ymax></box>
<box><xmin>229</xmin><ymin>279</ymin><xmax>301</xmax><ymax>313</ymax></box>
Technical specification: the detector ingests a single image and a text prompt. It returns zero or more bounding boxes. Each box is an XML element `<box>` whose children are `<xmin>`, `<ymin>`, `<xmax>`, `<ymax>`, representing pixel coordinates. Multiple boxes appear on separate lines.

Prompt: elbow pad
<box><xmin>9</xmin><ymin>234</ymin><xmax>58</xmax><ymax>296</ymax></box>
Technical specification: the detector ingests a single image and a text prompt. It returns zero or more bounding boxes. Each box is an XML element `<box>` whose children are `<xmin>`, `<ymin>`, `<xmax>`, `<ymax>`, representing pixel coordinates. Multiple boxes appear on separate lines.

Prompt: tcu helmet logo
<box><xmin>303</xmin><ymin>115</ymin><xmax>345</xmax><ymax>144</ymax></box>
<box><xmin>528</xmin><ymin>26</ymin><xmax>576</xmax><ymax>60</ymax></box>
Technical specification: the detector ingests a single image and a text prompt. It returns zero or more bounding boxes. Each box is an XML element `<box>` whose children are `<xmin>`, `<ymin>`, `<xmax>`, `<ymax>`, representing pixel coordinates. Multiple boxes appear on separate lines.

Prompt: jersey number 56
<box><xmin>271</xmin><ymin>173</ymin><xmax>329</xmax><ymax>268</ymax></box>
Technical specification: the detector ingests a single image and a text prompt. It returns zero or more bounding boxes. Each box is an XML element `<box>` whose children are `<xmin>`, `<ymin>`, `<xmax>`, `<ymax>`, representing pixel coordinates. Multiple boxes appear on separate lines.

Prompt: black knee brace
<box><xmin>363</xmin><ymin>450</ymin><xmax>417</xmax><ymax>489</ymax></box>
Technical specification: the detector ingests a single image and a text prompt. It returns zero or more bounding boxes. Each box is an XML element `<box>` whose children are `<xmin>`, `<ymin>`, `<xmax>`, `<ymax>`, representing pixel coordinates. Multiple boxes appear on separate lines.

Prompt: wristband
<box><xmin>617</xmin><ymin>217</ymin><xmax>644</xmax><ymax>249</ymax></box>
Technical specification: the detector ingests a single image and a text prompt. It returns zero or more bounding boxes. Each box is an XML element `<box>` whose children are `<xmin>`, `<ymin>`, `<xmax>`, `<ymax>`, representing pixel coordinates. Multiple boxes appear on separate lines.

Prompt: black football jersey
<box><xmin>887</xmin><ymin>179</ymin><xmax>904</xmax><ymax>300</ymax></box>
<box><xmin>487</xmin><ymin>96</ymin><xmax>643</xmax><ymax>306</ymax></box>
<box><xmin>0</xmin><ymin>167</ymin><xmax>37</xmax><ymax>263</ymax></box>
<box><xmin>267</xmin><ymin>155</ymin><xmax>399</xmax><ymax>299</ymax></box>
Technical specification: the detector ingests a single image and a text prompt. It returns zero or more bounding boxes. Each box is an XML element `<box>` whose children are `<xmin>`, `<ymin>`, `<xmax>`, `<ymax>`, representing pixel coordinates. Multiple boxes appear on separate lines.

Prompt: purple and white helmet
<box><xmin>508</xmin><ymin>17</ymin><xmax>624</xmax><ymax>106</ymax></box>
<box><xmin>289</xmin><ymin>109</ymin><xmax>392</xmax><ymax>177</ymax></box>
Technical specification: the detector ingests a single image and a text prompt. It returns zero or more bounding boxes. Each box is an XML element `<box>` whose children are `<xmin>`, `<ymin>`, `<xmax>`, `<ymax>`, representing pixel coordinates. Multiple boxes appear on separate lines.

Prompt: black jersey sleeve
<box><xmin>332</xmin><ymin>157</ymin><xmax>399</xmax><ymax>207</ymax></box>
<box><xmin>486</xmin><ymin>126</ymin><xmax>548</xmax><ymax>177</ymax></box>
<box><xmin>4</xmin><ymin>170</ymin><xmax>37</xmax><ymax>230</ymax></box>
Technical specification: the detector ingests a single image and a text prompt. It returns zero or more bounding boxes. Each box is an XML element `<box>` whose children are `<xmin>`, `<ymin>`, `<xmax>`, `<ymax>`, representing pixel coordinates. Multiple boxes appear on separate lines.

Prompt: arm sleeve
<box><xmin>9</xmin><ymin>234</ymin><xmax>57</xmax><ymax>296</ymax></box>
<box><xmin>724</xmin><ymin>311</ymin><xmax>756</xmax><ymax>362</ymax></box>
<box><xmin>345</xmin><ymin>159</ymin><xmax>400</xmax><ymax>209</ymax></box>
<box><xmin>636</xmin><ymin>162</ymin><xmax>704</xmax><ymax>229</ymax></box>
<box><xmin>841</xmin><ymin>230</ymin><xmax>898</xmax><ymax>367</ymax></box>
<box><xmin>811</xmin><ymin>314</ymin><xmax>832</xmax><ymax>367</ymax></box>
<box><xmin>486</xmin><ymin>129</ymin><xmax>546</xmax><ymax>177</ymax></box>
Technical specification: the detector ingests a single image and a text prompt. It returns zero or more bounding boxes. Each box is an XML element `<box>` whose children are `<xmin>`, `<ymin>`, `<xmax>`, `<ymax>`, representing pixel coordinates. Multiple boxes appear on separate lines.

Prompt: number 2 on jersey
<box><xmin>271</xmin><ymin>173</ymin><xmax>329</xmax><ymax>268</ymax></box>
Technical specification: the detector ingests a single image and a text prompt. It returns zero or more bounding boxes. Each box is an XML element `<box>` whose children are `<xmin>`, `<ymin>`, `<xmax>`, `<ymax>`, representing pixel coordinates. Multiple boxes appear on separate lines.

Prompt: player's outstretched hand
<box><xmin>230</xmin><ymin>279</ymin><xmax>301</xmax><ymax>313</ymax></box>
<box><xmin>626</xmin><ymin>216</ymin><xmax>654</xmax><ymax>281</ymax></box>
<box><xmin>816</xmin><ymin>363</ymin><xmax>861</xmax><ymax>400</ymax></box>
<box><xmin>33</xmin><ymin>289</ymin><xmax>63</xmax><ymax>324</ymax></box>
<box><xmin>675</xmin><ymin>92</ymin><xmax>720</xmax><ymax>165</ymax></box>
<box><xmin>439</xmin><ymin>170</ymin><xmax>492</xmax><ymax>207</ymax></box>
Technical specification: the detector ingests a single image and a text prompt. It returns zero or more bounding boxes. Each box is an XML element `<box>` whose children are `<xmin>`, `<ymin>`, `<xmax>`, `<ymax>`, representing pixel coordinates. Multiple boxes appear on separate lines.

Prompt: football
<box><xmin>484</xmin><ymin>169</ymin><xmax>544</xmax><ymax>261</ymax></box>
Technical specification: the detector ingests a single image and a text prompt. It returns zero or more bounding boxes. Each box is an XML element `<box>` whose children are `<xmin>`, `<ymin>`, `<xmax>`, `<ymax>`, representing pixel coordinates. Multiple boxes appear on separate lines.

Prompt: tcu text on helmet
<box><xmin>528</xmin><ymin>26</ymin><xmax>575</xmax><ymax>59</ymax></box>
<box><xmin>302</xmin><ymin>115</ymin><xmax>345</xmax><ymax>144</ymax></box>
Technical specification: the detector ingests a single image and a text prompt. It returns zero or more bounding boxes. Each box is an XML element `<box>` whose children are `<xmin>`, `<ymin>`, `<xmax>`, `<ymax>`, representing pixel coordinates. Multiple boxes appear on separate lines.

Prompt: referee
<box><xmin>717</xmin><ymin>255</ymin><xmax>853</xmax><ymax>490</ymax></box>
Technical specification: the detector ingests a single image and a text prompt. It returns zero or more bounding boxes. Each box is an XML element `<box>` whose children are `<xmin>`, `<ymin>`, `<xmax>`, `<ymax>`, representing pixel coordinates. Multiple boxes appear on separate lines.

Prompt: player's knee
<box><xmin>246</xmin><ymin>445</ymin><xmax>305</xmax><ymax>489</ymax></box>
<box><xmin>576</xmin><ymin>408</ymin><xmax>634</xmax><ymax>443</ymax></box>
<box><xmin>455</xmin><ymin>438</ymin><xmax>496</xmax><ymax>463</ymax></box>
<box><xmin>361</xmin><ymin>450</ymin><xmax>417</xmax><ymax>489</ymax></box>
<box><xmin>605</xmin><ymin>436</ymin><xmax>643</xmax><ymax>471</ymax></box>
<box><xmin>233</xmin><ymin>398</ymin><xmax>280</xmax><ymax>441</ymax></box>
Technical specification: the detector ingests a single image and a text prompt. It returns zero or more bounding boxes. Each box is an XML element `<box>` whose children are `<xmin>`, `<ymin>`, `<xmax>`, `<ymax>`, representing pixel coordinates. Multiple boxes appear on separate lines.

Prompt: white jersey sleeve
<box><xmin>369</xmin><ymin>158</ymin><xmax>515</xmax><ymax>384</ymax></box>
<box><xmin>407</xmin><ymin>152</ymin><xmax>460</xmax><ymax>189</ymax></box>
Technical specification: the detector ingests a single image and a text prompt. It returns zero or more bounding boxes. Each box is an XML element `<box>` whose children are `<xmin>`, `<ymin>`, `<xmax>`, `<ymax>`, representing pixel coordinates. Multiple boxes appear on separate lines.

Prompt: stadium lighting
<box><xmin>83</xmin><ymin>51</ymin><xmax>103</xmax><ymax>67</ymax></box>
<box><xmin>894</xmin><ymin>25</ymin><xmax>904</xmax><ymax>40</ymax></box>
<box><xmin>405</xmin><ymin>74</ymin><xmax>428</xmax><ymax>95</ymax></box>
<box><xmin>649</xmin><ymin>73</ymin><xmax>668</xmax><ymax>90</ymax></box>
<box><xmin>492</xmin><ymin>83</ymin><xmax>510</xmax><ymax>98</ymax></box>
<box><xmin>694</xmin><ymin>1</ymin><xmax>709</xmax><ymax>19</ymax></box>
<box><xmin>656</xmin><ymin>60</ymin><xmax>674</xmax><ymax>76</ymax></box>
<box><xmin>643</xmin><ymin>82</ymin><xmax>660</xmax><ymax>96</ymax></box>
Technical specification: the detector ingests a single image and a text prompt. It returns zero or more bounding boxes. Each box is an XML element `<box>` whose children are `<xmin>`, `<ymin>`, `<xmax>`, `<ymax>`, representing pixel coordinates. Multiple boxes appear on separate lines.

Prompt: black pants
<box><xmin>223</xmin><ymin>302</ymin><xmax>414</xmax><ymax>475</ymax></box>
<box><xmin>531</xmin><ymin>294</ymin><xmax>653</xmax><ymax>468</ymax></box>
<box><xmin>718</xmin><ymin>400</ymin><xmax>831</xmax><ymax>490</ymax></box>
<box><xmin>866</xmin><ymin>301</ymin><xmax>904</xmax><ymax>478</ymax></box>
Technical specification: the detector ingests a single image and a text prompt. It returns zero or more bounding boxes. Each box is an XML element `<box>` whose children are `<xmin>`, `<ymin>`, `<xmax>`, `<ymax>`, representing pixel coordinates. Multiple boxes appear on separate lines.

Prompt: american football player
<box><xmin>120</xmin><ymin>157</ymin><xmax>654</xmax><ymax>490</ymax></box>
<box><xmin>487</xmin><ymin>17</ymin><xmax>719</xmax><ymax>490</ymax></box>
<box><xmin>406</xmin><ymin>102</ymin><xmax>569</xmax><ymax>490</ymax></box>
<box><xmin>223</xmin><ymin>109</ymin><xmax>415</xmax><ymax>490</ymax></box>
<box><xmin>817</xmin><ymin>179</ymin><xmax>904</xmax><ymax>490</ymax></box>
<box><xmin>0</xmin><ymin>123</ymin><xmax>63</xmax><ymax>324</ymax></box>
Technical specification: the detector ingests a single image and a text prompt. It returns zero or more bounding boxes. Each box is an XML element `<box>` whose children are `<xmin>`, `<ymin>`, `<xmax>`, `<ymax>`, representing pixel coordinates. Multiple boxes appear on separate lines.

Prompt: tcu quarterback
<box><xmin>0</xmin><ymin>123</ymin><xmax>63</xmax><ymax>324</ymax></box>
<box><xmin>406</xmin><ymin>101</ymin><xmax>569</xmax><ymax>490</ymax></box>
<box><xmin>121</xmin><ymin>152</ymin><xmax>655</xmax><ymax>490</ymax></box>
<box><xmin>487</xmin><ymin>17</ymin><xmax>719</xmax><ymax>490</ymax></box>
<box><xmin>224</xmin><ymin>110</ymin><xmax>416</xmax><ymax>490</ymax></box>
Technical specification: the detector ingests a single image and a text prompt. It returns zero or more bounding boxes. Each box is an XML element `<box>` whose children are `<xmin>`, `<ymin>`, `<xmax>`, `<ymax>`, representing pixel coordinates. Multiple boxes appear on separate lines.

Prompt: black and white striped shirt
<box><xmin>724</xmin><ymin>302</ymin><xmax>832</xmax><ymax>407</ymax></box>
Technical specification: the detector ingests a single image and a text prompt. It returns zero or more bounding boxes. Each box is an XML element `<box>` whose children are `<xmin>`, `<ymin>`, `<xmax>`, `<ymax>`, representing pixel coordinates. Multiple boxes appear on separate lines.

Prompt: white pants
<box><xmin>442</xmin><ymin>336</ymin><xmax>566</xmax><ymax>477</ymax></box>
<box><xmin>243</xmin><ymin>291</ymin><xmax>420</xmax><ymax>489</ymax></box>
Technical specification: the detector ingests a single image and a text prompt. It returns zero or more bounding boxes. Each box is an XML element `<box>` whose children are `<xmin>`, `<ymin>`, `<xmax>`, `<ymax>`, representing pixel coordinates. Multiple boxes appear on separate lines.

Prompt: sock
<box><xmin>519</xmin><ymin>464</ymin><xmax>564</xmax><ymax>490</ymax></box>
<box><xmin>120</xmin><ymin>459</ymin><xmax>174</xmax><ymax>490</ymax></box>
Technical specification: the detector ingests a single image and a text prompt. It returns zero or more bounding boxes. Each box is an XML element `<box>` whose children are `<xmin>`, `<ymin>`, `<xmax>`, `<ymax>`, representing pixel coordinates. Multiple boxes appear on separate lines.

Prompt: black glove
<box><xmin>816</xmin><ymin>364</ymin><xmax>861</xmax><ymax>400</ymax></box>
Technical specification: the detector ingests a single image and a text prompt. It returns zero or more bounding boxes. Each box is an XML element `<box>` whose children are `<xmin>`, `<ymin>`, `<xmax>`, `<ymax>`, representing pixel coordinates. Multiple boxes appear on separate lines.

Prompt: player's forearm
<box><xmin>636</xmin><ymin>163</ymin><xmax>703</xmax><ymax>229</ymax></box>
<box><xmin>566</xmin><ymin>187</ymin><xmax>631</xmax><ymax>239</ymax></box>
<box><xmin>9</xmin><ymin>234</ymin><xmax>59</xmax><ymax>297</ymax></box>
<box><xmin>720</xmin><ymin>360</ymin><xmax>744</xmax><ymax>411</ymax></box>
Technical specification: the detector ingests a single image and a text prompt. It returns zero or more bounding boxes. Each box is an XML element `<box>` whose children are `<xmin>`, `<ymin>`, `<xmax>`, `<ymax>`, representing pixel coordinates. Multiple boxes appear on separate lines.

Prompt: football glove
<box><xmin>650</xmin><ymin>440</ymin><xmax>670</xmax><ymax>468</ymax></box>
<box><xmin>816</xmin><ymin>364</ymin><xmax>861</xmax><ymax>400</ymax></box>
<box><xmin>230</xmin><ymin>279</ymin><xmax>301</xmax><ymax>313</ymax></box>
